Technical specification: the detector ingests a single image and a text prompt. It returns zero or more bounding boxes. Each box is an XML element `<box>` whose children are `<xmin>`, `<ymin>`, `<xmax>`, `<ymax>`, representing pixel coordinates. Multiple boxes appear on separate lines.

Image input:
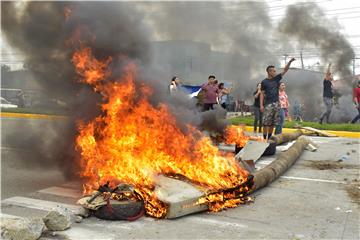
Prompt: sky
<box><xmin>1</xmin><ymin>0</ymin><xmax>360</xmax><ymax>74</ymax></box>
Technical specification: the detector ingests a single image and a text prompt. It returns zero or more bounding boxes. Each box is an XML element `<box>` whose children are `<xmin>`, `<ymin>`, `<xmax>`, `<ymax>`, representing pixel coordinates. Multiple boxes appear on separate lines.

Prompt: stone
<box><xmin>75</xmin><ymin>216</ymin><xmax>83</xmax><ymax>223</ymax></box>
<box><xmin>43</xmin><ymin>207</ymin><xmax>71</xmax><ymax>231</ymax></box>
<box><xmin>1</xmin><ymin>217</ymin><xmax>45</xmax><ymax>240</ymax></box>
<box><xmin>76</xmin><ymin>207</ymin><xmax>91</xmax><ymax>218</ymax></box>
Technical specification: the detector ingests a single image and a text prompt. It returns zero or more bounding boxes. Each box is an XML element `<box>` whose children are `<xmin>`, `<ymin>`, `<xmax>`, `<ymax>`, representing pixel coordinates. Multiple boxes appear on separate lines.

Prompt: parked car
<box><xmin>0</xmin><ymin>97</ymin><xmax>18</xmax><ymax>108</ymax></box>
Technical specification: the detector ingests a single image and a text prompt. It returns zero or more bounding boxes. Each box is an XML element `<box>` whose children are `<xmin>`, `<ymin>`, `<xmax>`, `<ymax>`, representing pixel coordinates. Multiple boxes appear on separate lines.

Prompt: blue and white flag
<box><xmin>180</xmin><ymin>85</ymin><xmax>202</xmax><ymax>98</ymax></box>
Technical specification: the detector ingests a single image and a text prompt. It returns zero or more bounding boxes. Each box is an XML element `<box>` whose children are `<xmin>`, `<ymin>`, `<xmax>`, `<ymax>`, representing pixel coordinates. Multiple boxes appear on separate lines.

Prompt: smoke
<box><xmin>1</xmin><ymin>2</ymin><xmax>152</xmax><ymax>178</ymax></box>
<box><xmin>136</xmin><ymin>1</ymin><xmax>280</xmax><ymax>99</ymax></box>
<box><xmin>279</xmin><ymin>3</ymin><xmax>355</xmax><ymax>81</ymax></box>
<box><xmin>1</xmin><ymin>2</ymin><xmax>240</xmax><ymax>178</ymax></box>
<box><xmin>278</xmin><ymin>3</ymin><xmax>355</xmax><ymax>122</ymax></box>
<box><xmin>279</xmin><ymin>69</ymin><xmax>322</xmax><ymax>121</ymax></box>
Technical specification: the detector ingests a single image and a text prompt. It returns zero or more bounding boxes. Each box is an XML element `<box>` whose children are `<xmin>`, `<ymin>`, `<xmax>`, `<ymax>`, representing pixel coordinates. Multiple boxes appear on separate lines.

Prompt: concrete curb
<box><xmin>243</xmin><ymin>126</ymin><xmax>360</xmax><ymax>139</ymax></box>
<box><xmin>0</xmin><ymin>112</ymin><xmax>66</xmax><ymax>120</ymax></box>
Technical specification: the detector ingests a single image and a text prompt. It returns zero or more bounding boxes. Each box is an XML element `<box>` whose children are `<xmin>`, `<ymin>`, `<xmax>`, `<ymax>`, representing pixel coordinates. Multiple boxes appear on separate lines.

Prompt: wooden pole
<box><xmin>249</xmin><ymin>136</ymin><xmax>310</xmax><ymax>193</ymax></box>
<box><xmin>270</xmin><ymin>130</ymin><xmax>303</xmax><ymax>145</ymax></box>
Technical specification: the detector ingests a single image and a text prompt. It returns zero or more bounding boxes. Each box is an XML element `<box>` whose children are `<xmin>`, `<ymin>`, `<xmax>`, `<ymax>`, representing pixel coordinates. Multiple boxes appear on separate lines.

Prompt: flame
<box><xmin>72</xmin><ymin>47</ymin><xmax>252</xmax><ymax>218</ymax></box>
<box><xmin>224</xmin><ymin>125</ymin><xmax>264</xmax><ymax>147</ymax></box>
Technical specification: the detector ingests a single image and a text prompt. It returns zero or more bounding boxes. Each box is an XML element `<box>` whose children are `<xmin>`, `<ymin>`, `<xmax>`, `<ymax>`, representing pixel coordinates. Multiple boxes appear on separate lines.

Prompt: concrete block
<box><xmin>154</xmin><ymin>175</ymin><xmax>208</xmax><ymax>219</ymax></box>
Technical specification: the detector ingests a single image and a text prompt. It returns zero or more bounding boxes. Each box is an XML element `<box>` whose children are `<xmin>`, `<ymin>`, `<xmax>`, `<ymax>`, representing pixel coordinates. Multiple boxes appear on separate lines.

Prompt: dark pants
<box><xmin>351</xmin><ymin>105</ymin><xmax>360</xmax><ymax>123</ymax></box>
<box><xmin>203</xmin><ymin>103</ymin><xmax>215</xmax><ymax>111</ymax></box>
<box><xmin>320</xmin><ymin>97</ymin><xmax>333</xmax><ymax>123</ymax></box>
<box><xmin>221</xmin><ymin>103</ymin><xmax>227</xmax><ymax>110</ymax></box>
<box><xmin>253</xmin><ymin>106</ymin><xmax>263</xmax><ymax>132</ymax></box>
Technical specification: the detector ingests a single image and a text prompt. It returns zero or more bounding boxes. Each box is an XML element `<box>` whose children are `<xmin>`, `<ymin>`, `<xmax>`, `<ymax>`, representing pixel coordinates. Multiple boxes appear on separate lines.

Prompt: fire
<box><xmin>72</xmin><ymin>47</ymin><xmax>252</xmax><ymax>218</ymax></box>
<box><xmin>224</xmin><ymin>125</ymin><xmax>264</xmax><ymax>147</ymax></box>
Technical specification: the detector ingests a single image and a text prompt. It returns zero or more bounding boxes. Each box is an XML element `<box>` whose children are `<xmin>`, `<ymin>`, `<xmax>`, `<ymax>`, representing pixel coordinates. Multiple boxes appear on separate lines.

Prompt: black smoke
<box><xmin>279</xmin><ymin>3</ymin><xmax>354</xmax><ymax>80</ymax></box>
<box><xmin>1</xmin><ymin>2</ymin><xmax>238</xmax><ymax>179</ymax></box>
<box><xmin>1</xmin><ymin>1</ymin><xmax>152</xmax><ymax>178</ymax></box>
<box><xmin>278</xmin><ymin>3</ymin><xmax>356</xmax><ymax>122</ymax></box>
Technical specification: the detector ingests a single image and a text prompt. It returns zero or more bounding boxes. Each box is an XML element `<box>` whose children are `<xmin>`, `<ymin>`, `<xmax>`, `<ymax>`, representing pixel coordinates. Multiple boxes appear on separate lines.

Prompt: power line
<box><xmin>225</xmin><ymin>0</ymin><xmax>331</xmax><ymax>11</ymax></box>
<box><xmin>272</xmin><ymin>10</ymin><xmax>360</xmax><ymax>18</ymax></box>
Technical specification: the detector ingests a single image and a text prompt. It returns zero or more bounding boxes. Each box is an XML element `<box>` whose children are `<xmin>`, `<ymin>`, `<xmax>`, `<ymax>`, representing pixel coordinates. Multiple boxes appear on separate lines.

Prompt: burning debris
<box><xmin>78</xmin><ymin>182</ymin><xmax>144</xmax><ymax>221</ymax></box>
<box><xmin>224</xmin><ymin>125</ymin><xmax>265</xmax><ymax>148</ymax></box>
<box><xmin>72</xmin><ymin>46</ymin><xmax>305</xmax><ymax>218</ymax></box>
<box><xmin>72</xmin><ymin>47</ymin><xmax>254</xmax><ymax>218</ymax></box>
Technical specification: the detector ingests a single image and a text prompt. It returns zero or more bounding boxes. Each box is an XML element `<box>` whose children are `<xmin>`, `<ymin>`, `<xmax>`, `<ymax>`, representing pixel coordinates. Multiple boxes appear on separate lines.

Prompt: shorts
<box><xmin>263</xmin><ymin>102</ymin><xmax>281</xmax><ymax>126</ymax></box>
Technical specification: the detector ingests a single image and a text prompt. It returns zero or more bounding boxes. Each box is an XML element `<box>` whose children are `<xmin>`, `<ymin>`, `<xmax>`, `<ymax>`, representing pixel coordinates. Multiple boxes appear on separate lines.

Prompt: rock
<box><xmin>43</xmin><ymin>207</ymin><xmax>71</xmax><ymax>231</ymax></box>
<box><xmin>1</xmin><ymin>217</ymin><xmax>45</xmax><ymax>240</ymax></box>
<box><xmin>77</xmin><ymin>207</ymin><xmax>91</xmax><ymax>218</ymax></box>
<box><xmin>75</xmin><ymin>216</ymin><xmax>83</xmax><ymax>223</ymax></box>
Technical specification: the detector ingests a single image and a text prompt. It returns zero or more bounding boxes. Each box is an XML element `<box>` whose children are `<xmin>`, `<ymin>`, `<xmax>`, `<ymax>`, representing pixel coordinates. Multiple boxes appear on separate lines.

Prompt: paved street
<box><xmin>1</xmin><ymin>117</ymin><xmax>359</xmax><ymax>239</ymax></box>
<box><xmin>1</xmin><ymin>117</ymin><xmax>67</xmax><ymax>199</ymax></box>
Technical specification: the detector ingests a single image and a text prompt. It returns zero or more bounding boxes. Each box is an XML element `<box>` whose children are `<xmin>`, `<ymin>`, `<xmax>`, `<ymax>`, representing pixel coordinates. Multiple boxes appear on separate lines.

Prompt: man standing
<box><xmin>351</xmin><ymin>80</ymin><xmax>360</xmax><ymax>123</ymax></box>
<box><xmin>260</xmin><ymin>58</ymin><xmax>295</xmax><ymax>140</ymax></box>
<box><xmin>201</xmin><ymin>75</ymin><xmax>219</xmax><ymax>111</ymax></box>
<box><xmin>319</xmin><ymin>63</ymin><xmax>333</xmax><ymax>124</ymax></box>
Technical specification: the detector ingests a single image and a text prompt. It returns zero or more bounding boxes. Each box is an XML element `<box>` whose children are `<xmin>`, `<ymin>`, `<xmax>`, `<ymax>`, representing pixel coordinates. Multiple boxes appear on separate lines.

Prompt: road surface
<box><xmin>1</xmin><ymin>116</ymin><xmax>359</xmax><ymax>239</ymax></box>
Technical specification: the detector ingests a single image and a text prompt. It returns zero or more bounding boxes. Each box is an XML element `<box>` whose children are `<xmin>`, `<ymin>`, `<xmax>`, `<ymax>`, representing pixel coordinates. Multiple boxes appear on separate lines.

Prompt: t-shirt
<box><xmin>323</xmin><ymin>79</ymin><xmax>333</xmax><ymax>98</ymax></box>
<box><xmin>220</xmin><ymin>92</ymin><xmax>228</xmax><ymax>104</ymax></box>
<box><xmin>353</xmin><ymin>87</ymin><xmax>360</xmax><ymax>103</ymax></box>
<box><xmin>279</xmin><ymin>91</ymin><xmax>289</xmax><ymax>109</ymax></box>
<box><xmin>261</xmin><ymin>73</ymin><xmax>282</xmax><ymax>105</ymax></box>
<box><xmin>169</xmin><ymin>84</ymin><xmax>177</xmax><ymax>93</ymax></box>
<box><xmin>253</xmin><ymin>91</ymin><xmax>260</xmax><ymax>107</ymax></box>
<box><xmin>201</xmin><ymin>83</ymin><xmax>219</xmax><ymax>104</ymax></box>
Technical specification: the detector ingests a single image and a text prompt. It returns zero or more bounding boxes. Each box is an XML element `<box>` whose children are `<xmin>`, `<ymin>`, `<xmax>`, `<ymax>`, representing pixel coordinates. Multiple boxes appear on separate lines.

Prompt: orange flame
<box><xmin>72</xmin><ymin>47</ymin><xmax>251</xmax><ymax>218</ymax></box>
<box><xmin>224</xmin><ymin>125</ymin><xmax>264</xmax><ymax>147</ymax></box>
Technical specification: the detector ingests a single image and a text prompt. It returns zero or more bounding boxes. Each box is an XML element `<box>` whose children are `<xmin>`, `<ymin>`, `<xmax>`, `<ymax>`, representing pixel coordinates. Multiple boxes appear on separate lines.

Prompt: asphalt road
<box><xmin>1</xmin><ymin>116</ymin><xmax>359</xmax><ymax>239</ymax></box>
<box><xmin>1</xmin><ymin>117</ymin><xmax>68</xmax><ymax>199</ymax></box>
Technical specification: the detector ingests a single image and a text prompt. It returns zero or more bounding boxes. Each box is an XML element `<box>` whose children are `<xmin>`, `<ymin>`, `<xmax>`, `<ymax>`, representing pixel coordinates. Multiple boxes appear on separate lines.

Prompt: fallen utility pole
<box><xmin>270</xmin><ymin>130</ymin><xmax>303</xmax><ymax>145</ymax></box>
<box><xmin>249</xmin><ymin>136</ymin><xmax>310</xmax><ymax>193</ymax></box>
<box><xmin>158</xmin><ymin>136</ymin><xmax>310</xmax><ymax>218</ymax></box>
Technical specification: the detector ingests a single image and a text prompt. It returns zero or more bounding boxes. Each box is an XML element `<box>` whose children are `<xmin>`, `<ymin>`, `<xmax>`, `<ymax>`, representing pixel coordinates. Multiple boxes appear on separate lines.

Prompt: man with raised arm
<box><xmin>319</xmin><ymin>63</ymin><xmax>333</xmax><ymax>124</ymax></box>
<box><xmin>260</xmin><ymin>58</ymin><xmax>296</xmax><ymax>140</ymax></box>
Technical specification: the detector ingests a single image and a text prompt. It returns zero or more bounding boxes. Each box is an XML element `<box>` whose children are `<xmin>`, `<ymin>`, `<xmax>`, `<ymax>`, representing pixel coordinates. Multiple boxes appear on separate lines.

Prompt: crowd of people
<box><xmin>169</xmin><ymin>74</ymin><xmax>232</xmax><ymax>111</ymax></box>
<box><xmin>169</xmin><ymin>58</ymin><xmax>360</xmax><ymax>139</ymax></box>
<box><xmin>199</xmin><ymin>75</ymin><xmax>232</xmax><ymax>111</ymax></box>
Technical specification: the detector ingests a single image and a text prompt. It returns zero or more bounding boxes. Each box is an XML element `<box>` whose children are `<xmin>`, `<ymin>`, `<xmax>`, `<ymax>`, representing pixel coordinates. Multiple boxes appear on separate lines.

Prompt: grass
<box><xmin>229</xmin><ymin>116</ymin><xmax>360</xmax><ymax>132</ymax></box>
<box><xmin>1</xmin><ymin>107</ymin><xmax>70</xmax><ymax>116</ymax></box>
